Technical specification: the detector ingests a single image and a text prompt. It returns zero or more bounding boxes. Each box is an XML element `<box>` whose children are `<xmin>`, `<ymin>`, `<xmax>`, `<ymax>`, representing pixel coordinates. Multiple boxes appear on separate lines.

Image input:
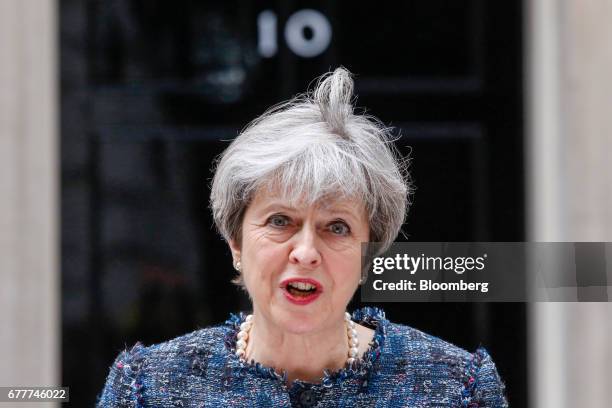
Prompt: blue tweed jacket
<box><xmin>97</xmin><ymin>307</ymin><xmax>508</xmax><ymax>407</ymax></box>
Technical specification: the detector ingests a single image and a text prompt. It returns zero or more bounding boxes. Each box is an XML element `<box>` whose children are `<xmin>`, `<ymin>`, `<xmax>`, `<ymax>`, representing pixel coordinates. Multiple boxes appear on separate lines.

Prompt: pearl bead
<box><xmin>246</xmin><ymin>315</ymin><xmax>253</xmax><ymax>322</ymax></box>
<box><xmin>240</xmin><ymin>322</ymin><xmax>252</xmax><ymax>331</ymax></box>
<box><xmin>236</xmin><ymin>339</ymin><xmax>247</xmax><ymax>349</ymax></box>
<box><xmin>345</xmin><ymin>314</ymin><xmax>360</xmax><ymax>364</ymax></box>
<box><xmin>345</xmin><ymin>312</ymin><xmax>351</xmax><ymax>321</ymax></box>
<box><xmin>236</xmin><ymin>349</ymin><xmax>245</xmax><ymax>357</ymax></box>
<box><xmin>237</xmin><ymin>331</ymin><xmax>248</xmax><ymax>340</ymax></box>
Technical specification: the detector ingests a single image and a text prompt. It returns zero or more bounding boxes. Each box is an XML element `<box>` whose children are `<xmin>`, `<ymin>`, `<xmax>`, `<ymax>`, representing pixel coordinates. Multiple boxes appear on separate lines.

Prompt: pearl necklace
<box><xmin>235</xmin><ymin>311</ymin><xmax>360</xmax><ymax>365</ymax></box>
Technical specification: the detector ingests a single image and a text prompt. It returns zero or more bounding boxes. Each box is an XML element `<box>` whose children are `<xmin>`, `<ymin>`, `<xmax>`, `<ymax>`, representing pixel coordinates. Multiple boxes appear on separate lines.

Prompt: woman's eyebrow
<box><xmin>258</xmin><ymin>203</ymin><xmax>297</xmax><ymax>214</ymax></box>
<box><xmin>320</xmin><ymin>207</ymin><xmax>361</xmax><ymax>221</ymax></box>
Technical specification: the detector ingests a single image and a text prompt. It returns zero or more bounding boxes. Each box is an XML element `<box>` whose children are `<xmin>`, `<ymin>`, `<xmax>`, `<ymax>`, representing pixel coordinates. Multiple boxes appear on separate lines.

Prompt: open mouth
<box><xmin>280</xmin><ymin>279</ymin><xmax>323</xmax><ymax>303</ymax></box>
<box><xmin>286</xmin><ymin>281</ymin><xmax>318</xmax><ymax>297</ymax></box>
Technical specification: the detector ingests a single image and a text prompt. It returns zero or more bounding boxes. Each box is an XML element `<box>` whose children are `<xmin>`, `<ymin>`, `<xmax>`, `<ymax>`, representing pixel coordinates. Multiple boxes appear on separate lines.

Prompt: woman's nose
<box><xmin>288</xmin><ymin>225</ymin><xmax>322</xmax><ymax>269</ymax></box>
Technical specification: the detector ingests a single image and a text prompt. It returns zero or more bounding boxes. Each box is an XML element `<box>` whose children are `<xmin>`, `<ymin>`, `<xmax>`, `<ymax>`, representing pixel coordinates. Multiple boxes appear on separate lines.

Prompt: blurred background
<box><xmin>1</xmin><ymin>0</ymin><xmax>610</xmax><ymax>407</ymax></box>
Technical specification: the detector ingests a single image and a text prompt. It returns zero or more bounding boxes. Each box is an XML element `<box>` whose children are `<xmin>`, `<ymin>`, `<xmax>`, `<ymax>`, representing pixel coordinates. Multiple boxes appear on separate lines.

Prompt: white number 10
<box><xmin>257</xmin><ymin>9</ymin><xmax>332</xmax><ymax>58</ymax></box>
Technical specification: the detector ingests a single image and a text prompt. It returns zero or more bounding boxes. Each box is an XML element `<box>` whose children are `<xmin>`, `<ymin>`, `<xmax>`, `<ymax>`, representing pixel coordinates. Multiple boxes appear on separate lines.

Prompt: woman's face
<box><xmin>230</xmin><ymin>188</ymin><xmax>370</xmax><ymax>334</ymax></box>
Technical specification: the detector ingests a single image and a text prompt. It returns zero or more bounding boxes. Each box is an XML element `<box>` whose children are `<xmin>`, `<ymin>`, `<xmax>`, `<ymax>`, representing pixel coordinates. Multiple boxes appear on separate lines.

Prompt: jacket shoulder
<box><xmin>96</xmin><ymin>325</ymin><xmax>229</xmax><ymax>407</ymax></box>
<box><xmin>386</xmin><ymin>321</ymin><xmax>473</xmax><ymax>363</ymax></box>
<box><xmin>143</xmin><ymin>324</ymin><xmax>229</xmax><ymax>364</ymax></box>
<box><xmin>385</xmin><ymin>322</ymin><xmax>508</xmax><ymax>407</ymax></box>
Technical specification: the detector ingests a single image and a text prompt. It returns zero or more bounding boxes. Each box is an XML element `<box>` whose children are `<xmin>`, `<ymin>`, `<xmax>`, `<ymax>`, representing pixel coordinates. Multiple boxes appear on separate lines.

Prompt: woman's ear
<box><xmin>229</xmin><ymin>238</ymin><xmax>241</xmax><ymax>263</ymax></box>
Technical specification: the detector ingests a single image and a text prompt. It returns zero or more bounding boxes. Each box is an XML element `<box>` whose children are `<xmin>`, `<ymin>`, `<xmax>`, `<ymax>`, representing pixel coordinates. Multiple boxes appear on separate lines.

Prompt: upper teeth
<box><xmin>289</xmin><ymin>282</ymin><xmax>316</xmax><ymax>290</ymax></box>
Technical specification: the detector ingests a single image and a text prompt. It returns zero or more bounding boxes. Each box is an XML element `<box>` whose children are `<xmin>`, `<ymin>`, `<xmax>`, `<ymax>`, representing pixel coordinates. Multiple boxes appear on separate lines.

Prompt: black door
<box><xmin>61</xmin><ymin>1</ymin><xmax>525</xmax><ymax>405</ymax></box>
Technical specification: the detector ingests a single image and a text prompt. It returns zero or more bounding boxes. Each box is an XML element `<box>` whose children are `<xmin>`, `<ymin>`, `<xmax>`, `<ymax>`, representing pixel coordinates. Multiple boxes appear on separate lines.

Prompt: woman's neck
<box><xmin>244</xmin><ymin>313</ymin><xmax>350</xmax><ymax>385</ymax></box>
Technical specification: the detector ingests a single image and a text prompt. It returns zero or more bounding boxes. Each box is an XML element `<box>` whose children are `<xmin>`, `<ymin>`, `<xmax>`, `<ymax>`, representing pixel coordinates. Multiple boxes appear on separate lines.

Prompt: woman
<box><xmin>97</xmin><ymin>68</ymin><xmax>508</xmax><ymax>407</ymax></box>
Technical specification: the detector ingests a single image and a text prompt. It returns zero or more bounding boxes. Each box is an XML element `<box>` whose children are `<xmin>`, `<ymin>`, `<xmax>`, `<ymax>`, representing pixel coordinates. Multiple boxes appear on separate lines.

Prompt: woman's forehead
<box><xmin>250</xmin><ymin>187</ymin><xmax>366</xmax><ymax>216</ymax></box>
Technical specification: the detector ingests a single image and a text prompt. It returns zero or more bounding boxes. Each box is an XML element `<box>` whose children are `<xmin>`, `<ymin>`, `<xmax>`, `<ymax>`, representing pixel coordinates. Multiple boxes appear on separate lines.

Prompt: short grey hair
<box><xmin>210</xmin><ymin>67</ymin><xmax>411</xmax><ymax>283</ymax></box>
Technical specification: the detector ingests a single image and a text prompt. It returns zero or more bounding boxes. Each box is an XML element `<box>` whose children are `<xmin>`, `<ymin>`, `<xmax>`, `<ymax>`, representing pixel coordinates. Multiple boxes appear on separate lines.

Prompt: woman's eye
<box><xmin>329</xmin><ymin>221</ymin><xmax>350</xmax><ymax>236</ymax></box>
<box><xmin>268</xmin><ymin>215</ymin><xmax>289</xmax><ymax>227</ymax></box>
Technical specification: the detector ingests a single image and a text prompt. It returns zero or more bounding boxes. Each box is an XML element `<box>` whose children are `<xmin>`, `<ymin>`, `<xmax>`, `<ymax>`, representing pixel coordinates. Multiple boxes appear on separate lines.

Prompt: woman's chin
<box><xmin>272</xmin><ymin>306</ymin><xmax>326</xmax><ymax>334</ymax></box>
<box><xmin>279</xmin><ymin>319</ymin><xmax>320</xmax><ymax>335</ymax></box>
